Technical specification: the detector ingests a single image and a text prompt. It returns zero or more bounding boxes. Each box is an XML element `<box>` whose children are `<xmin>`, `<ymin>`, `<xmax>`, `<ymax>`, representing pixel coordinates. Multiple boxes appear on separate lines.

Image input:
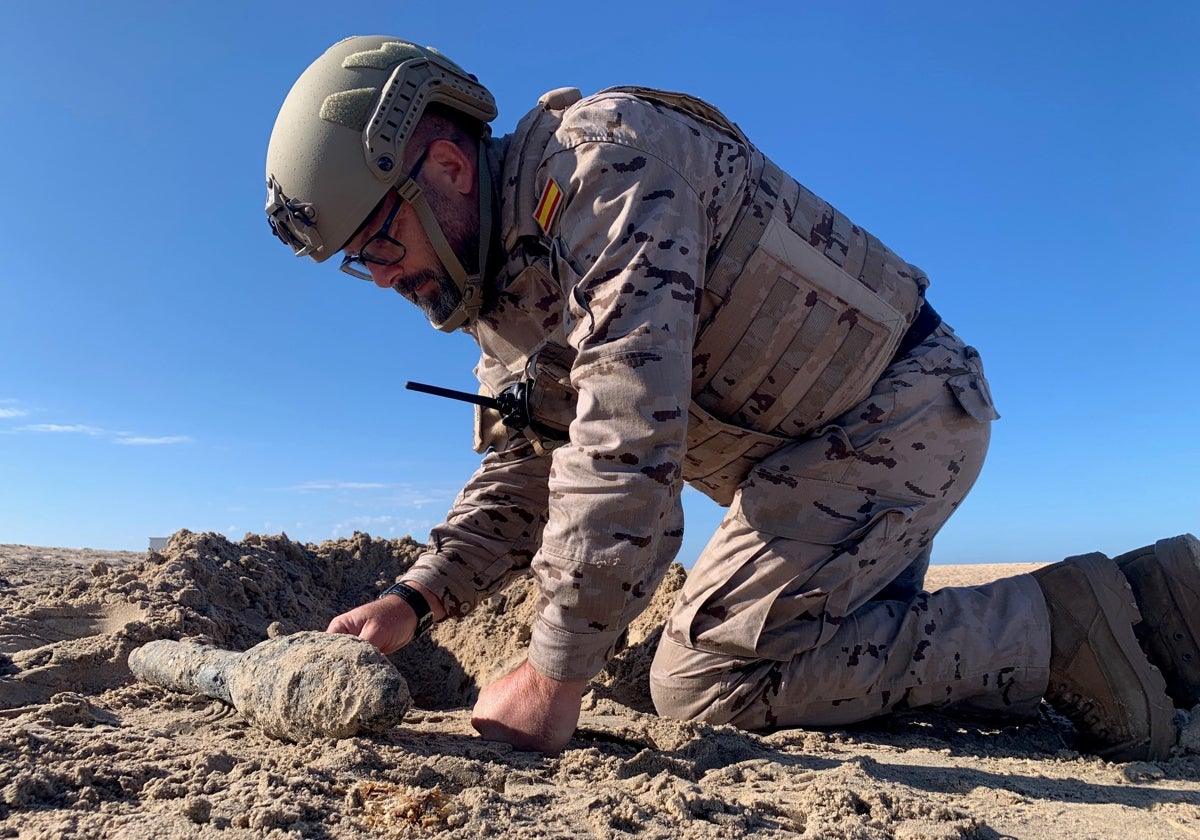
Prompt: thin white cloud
<box><xmin>331</xmin><ymin>514</ymin><xmax>439</xmax><ymax>540</ymax></box>
<box><xmin>0</xmin><ymin>408</ymin><xmax>28</xmax><ymax>419</ymax></box>
<box><xmin>290</xmin><ymin>481</ymin><xmax>389</xmax><ymax>491</ymax></box>
<box><xmin>284</xmin><ymin>481</ymin><xmax>454</xmax><ymax>508</ymax></box>
<box><xmin>114</xmin><ymin>435</ymin><xmax>194</xmax><ymax>446</ymax></box>
<box><xmin>14</xmin><ymin>420</ymin><xmax>191</xmax><ymax>445</ymax></box>
<box><xmin>21</xmin><ymin>423</ymin><xmax>107</xmax><ymax>436</ymax></box>
<box><xmin>389</xmin><ymin>489</ymin><xmax>454</xmax><ymax>508</ymax></box>
<box><xmin>335</xmin><ymin>515</ymin><xmax>401</xmax><ymax>528</ymax></box>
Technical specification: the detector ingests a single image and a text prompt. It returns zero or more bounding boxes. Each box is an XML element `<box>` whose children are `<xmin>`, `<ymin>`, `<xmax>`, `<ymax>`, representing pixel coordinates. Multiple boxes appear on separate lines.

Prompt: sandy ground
<box><xmin>3</xmin><ymin>532</ymin><xmax>1200</xmax><ymax>839</ymax></box>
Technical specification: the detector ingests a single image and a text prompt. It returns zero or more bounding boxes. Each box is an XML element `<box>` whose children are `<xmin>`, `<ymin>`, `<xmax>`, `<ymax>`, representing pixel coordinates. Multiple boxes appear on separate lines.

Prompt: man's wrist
<box><xmin>524</xmin><ymin>658</ymin><xmax>589</xmax><ymax>693</ymax></box>
<box><xmin>378</xmin><ymin>582</ymin><xmax>435</xmax><ymax>639</ymax></box>
<box><xmin>401</xmin><ymin>579</ymin><xmax>447</xmax><ymax>621</ymax></box>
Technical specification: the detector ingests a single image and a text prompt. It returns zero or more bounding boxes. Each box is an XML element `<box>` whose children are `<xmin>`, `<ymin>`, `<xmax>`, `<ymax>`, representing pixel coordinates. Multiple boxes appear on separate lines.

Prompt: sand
<box><xmin>3</xmin><ymin>531</ymin><xmax>1200</xmax><ymax>839</ymax></box>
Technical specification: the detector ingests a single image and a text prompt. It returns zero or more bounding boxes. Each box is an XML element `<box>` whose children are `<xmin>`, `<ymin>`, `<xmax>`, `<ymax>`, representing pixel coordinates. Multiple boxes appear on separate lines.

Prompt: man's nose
<box><xmin>368</xmin><ymin>264</ymin><xmax>394</xmax><ymax>289</ymax></box>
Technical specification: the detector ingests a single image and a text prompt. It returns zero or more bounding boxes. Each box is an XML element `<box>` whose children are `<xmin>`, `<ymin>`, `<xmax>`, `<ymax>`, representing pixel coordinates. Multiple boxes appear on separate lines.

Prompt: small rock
<box><xmin>1121</xmin><ymin>761</ymin><xmax>1165</xmax><ymax>783</ymax></box>
<box><xmin>1177</xmin><ymin>706</ymin><xmax>1200</xmax><ymax>755</ymax></box>
<box><xmin>177</xmin><ymin>587</ymin><xmax>204</xmax><ymax>608</ymax></box>
<box><xmin>181</xmin><ymin>796</ymin><xmax>212</xmax><ymax>823</ymax></box>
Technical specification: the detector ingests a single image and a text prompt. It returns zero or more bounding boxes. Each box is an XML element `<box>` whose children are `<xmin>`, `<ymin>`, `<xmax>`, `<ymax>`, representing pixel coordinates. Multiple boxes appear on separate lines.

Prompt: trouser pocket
<box><xmin>671</xmin><ymin>448</ymin><xmax>921</xmax><ymax>661</ymax></box>
<box><xmin>946</xmin><ymin>345</ymin><xmax>1000</xmax><ymax>423</ymax></box>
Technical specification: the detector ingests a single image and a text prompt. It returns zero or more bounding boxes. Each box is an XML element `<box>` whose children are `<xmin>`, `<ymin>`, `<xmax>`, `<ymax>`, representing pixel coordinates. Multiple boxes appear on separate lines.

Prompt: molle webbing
<box><xmin>704</xmin><ymin>156</ymin><xmax>782</xmax><ymax>301</ymax></box>
<box><xmin>492</xmin><ymin>87</ymin><xmax>929</xmax><ymax>504</ymax></box>
<box><xmin>690</xmin><ymin>154</ymin><xmax>924</xmax><ymax>449</ymax></box>
<box><xmin>683</xmin><ymin>401</ymin><xmax>793</xmax><ymax>505</ymax></box>
<box><xmin>604</xmin><ymin>86</ymin><xmax>752</xmax><ymax>143</ymax></box>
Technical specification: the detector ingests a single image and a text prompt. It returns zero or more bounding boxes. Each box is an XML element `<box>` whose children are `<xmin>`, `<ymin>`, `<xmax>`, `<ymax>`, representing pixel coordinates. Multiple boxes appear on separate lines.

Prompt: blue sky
<box><xmin>1</xmin><ymin>1</ymin><xmax>1196</xmax><ymax>565</ymax></box>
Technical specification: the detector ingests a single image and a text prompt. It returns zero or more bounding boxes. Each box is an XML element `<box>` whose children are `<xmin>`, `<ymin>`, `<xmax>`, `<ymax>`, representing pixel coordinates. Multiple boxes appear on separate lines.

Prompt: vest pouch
<box><xmin>470</xmin><ymin>258</ymin><xmax>577</xmax><ymax>455</ymax></box>
<box><xmin>517</xmin><ymin>342</ymin><xmax>577</xmax><ymax>455</ymax></box>
<box><xmin>473</xmin><ymin>402</ymin><xmax>510</xmax><ymax>454</ymax></box>
<box><xmin>683</xmin><ymin>401</ymin><xmax>792</xmax><ymax>506</ymax></box>
<box><xmin>471</xmin><ymin>373</ymin><xmax>574</xmax><ymax>457</ymax></box>
<box><xmin>693</xmin><ymin>215</ymin><xmax>909</xmax><ymax>440</ymax></box>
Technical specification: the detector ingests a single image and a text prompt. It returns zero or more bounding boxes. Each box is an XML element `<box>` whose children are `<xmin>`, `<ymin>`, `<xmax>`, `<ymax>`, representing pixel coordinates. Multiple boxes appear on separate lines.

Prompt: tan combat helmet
<box><xmin>265</xmin><ymin>36</ymin><xmax>498</xmax><ymax>331</ymax></box>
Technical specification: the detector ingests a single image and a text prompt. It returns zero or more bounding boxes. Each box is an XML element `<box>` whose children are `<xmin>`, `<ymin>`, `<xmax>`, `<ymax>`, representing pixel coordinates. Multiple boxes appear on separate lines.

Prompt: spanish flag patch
<box><xmin>533</xmin><ymin>178</ymin><xmax>564</xmax><ymax>234</ymax></box>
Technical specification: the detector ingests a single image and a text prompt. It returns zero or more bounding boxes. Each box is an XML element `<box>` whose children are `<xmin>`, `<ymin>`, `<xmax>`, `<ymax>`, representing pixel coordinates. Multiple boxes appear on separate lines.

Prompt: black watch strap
<box><xmin>378</xmin><ymin>582</ymin><xmax>435</xmax><ymax>640</ymax></box>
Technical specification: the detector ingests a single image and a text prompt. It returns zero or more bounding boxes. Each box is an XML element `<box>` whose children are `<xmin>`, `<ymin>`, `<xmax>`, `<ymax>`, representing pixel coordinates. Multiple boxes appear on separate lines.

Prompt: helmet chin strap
<box><xmin>395</xmin><ymin>138</ymin><xmax>493</xmax><ymax>333</ymax></box>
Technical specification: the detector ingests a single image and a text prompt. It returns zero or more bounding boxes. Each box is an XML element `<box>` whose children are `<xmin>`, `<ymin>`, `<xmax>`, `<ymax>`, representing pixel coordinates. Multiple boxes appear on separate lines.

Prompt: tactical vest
<box><xmin>485</xmin><ymin>87</ymin><xmax>929</xmax><ymax>504</ymax></box>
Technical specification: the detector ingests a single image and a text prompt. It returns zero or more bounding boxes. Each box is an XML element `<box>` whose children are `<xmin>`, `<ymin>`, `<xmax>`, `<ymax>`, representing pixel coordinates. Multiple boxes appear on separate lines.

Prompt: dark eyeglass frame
<box><xmin>338</xmin><ymin>197</ymin><xmax>406</xmax><ymax>280</ymax></box>
<box><xmin>338</xmin><ymin>147</ymin><xmax>431</xmax><ymax>282</ymax></box>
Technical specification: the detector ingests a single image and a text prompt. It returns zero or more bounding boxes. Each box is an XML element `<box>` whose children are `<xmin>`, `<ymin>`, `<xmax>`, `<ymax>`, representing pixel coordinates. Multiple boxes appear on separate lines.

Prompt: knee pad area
<box><xmin>648</xmin><ymin>638</ymin><xmax>754</xmax><ymax>725</ymax></box>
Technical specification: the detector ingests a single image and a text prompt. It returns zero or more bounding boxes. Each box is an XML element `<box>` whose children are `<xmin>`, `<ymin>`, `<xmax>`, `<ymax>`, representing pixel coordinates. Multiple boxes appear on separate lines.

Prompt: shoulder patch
<box><xmin>533</xmin><ymin>178</ymin><xmax>564</xmax><ymax>234</ymax></box>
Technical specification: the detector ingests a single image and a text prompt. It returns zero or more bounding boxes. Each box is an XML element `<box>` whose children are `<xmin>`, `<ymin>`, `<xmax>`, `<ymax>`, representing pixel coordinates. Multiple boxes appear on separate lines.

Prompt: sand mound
<box><xmin>3</xmin><ymin>532</ymin><xmax>1200</xmax><ymax>839</ymax></box>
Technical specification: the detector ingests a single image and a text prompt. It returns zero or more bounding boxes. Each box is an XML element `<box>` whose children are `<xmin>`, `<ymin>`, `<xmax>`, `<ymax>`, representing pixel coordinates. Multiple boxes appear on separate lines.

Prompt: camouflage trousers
<box><xmin>650</xmin><ymin>326</ymin><xmax>1051</xmax><ymax>728</ymax></box>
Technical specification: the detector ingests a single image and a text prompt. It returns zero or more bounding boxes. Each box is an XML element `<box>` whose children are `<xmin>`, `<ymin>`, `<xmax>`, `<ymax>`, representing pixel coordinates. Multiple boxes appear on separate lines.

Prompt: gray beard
<box><xmin>411</xmin><ymin>176</ymin><xmax>479</xmax><ymax>326</ymax></box>
<box><xmin>394</xmin><ymin>268</ymin><xmax>464</xmax><ymax>326</ymax></box>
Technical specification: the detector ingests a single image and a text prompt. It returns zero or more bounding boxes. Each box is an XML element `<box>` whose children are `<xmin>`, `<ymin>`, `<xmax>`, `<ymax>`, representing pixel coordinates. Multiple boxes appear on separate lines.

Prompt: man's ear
<box><xmin>423</xmin><ymin>139</ymin><xmax>475</xmax><ymax>197</ymax></box>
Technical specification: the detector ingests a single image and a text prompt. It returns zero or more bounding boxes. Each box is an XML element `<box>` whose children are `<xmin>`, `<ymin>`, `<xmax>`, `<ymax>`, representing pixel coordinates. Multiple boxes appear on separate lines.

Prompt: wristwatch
<box><xmin>378</xmin><ymin>582</ymin><xmax>435</xmax><ymax>640</ymax></box>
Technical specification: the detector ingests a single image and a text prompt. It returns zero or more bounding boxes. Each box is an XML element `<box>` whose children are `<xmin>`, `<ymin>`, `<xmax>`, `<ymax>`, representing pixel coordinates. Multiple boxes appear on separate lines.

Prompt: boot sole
<box><xmin>1069</xmin><ymin>553</ymin><xmax>1176</xmax><ymax>761</ymax></box>
<box><xmin>1116</xmin><ymin>534</ymin><xmax>1200</xmax><ymax>709</ymax></box>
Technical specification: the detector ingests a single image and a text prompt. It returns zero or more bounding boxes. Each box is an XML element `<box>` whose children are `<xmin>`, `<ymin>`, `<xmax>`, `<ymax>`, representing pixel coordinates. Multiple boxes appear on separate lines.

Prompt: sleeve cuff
<box><xmin>527</xmin><ymin>613</ymin><xmax>622</xmax><ymax>682</ymax></box>
<box><xmin>401</xmin><ymin>552</ymin><xmax>479</xmax><ymax>621</ymax></box>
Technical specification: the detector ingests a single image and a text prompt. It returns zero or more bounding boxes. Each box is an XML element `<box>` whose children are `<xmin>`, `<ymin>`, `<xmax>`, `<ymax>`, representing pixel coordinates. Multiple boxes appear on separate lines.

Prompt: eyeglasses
<box><xmin>339</xmin><ymin>196</ymin><xmax>405</xmax><ymax>280</ymax></box>
<box><xmin>339</xmin><ymin>147</ymin><xmax>431</xmax><ymax>281</ymax></box>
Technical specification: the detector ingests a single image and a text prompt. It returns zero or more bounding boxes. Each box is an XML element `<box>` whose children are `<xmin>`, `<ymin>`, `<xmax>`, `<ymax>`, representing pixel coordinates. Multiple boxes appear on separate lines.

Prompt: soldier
<box><xmin>264</xmin><ymin>36</ymin><xmax>1199</xmax><ymax>757</ymax></box>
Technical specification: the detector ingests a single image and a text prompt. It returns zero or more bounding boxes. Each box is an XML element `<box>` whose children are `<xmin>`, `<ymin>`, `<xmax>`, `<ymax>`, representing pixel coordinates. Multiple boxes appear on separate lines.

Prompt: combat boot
<box><xmin>1115</xmin><ymin>534</ymin><xmax>1200</xmax><ymax>709</ymax></box>
<box><xmin>1031</xmin><ymin>552</ymin><xmax>1175</xmax><ymax>761</ymax></box>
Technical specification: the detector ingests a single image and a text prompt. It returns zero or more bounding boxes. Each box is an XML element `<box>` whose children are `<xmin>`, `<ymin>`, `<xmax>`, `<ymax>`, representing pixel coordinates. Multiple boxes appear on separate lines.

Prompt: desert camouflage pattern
<box><xmin>402</xmin><ymin>88</ymin><xmax>1048</xmax><ymax>715</ymax></box>
<box><xmin>650</xmin><ymin>326</ymin><xmax>1051</xmax><ymax>726</ymax></box>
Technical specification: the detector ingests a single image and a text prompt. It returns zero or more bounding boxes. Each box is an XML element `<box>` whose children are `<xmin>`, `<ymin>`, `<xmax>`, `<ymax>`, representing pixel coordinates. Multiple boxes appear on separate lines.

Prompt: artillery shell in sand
<box><xmin>128</xmin><ymin>631</ymin><xmax>410</xmax><ymax>741</ymax></box>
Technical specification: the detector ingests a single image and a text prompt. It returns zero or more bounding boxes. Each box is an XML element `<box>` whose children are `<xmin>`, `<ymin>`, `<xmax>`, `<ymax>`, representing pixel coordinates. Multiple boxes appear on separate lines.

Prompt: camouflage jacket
<box><xmin>403</xmin><ymin>87</ymin><xmax>929</xmax><ymax>681</ymax></box>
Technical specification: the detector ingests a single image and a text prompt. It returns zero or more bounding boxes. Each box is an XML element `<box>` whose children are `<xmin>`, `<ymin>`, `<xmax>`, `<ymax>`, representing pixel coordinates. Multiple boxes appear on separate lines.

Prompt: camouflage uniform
<box><xmin>402</xmin><ymin>87</ymin><xmax>1052</xmax><ymax>726</ymax></box>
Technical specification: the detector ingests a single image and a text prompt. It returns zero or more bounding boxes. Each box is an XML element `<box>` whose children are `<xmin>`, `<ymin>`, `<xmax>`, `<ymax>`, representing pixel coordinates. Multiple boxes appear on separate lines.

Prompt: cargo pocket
<box><xmin>739</xmin><ymin>470</ymin><xmax>919</xmax><ymax>547</ymax></box>
<box><xmin>678</xmin><ymin>445</ymin><xmax>921</xmax><ymax>661</ymax></box>
<box><xmin>682</xmin><ymin>401</ymin><xmax>792</xmax><ymax>506</ymax></box>
<box><xmin>947</xmin><ymin>346</ymin><xmax>1000</xmax><ymax>423</ymax></box>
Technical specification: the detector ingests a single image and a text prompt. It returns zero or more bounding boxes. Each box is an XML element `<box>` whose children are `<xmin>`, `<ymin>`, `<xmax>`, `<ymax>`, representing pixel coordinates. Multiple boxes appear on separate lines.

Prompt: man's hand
<box><xmin>326</xmin><ymin>598</ymin><xmax>415</xmax><ymax>655</ymax></box>
<box><xmin>327</xmin><ymin>580</ymin><xmax>446</xmax><ymax>655</ymax></box>
<box><xmin>471</xmin><ymin>658</ymin><xmax>587</xmax><ymax>755</ymax></box>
